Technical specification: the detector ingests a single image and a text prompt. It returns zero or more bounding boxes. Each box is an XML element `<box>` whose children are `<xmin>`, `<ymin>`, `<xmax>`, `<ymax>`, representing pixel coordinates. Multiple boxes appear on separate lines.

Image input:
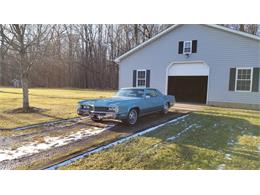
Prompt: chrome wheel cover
<box><xmin>128</xmin><ymin>110</ymin><xmax>137</xmax><ymax>125</ymax></box>
<box><xmin>163</xmin><ymin>103</ymin><xmax>169</xmax><ymax>114</ymax></box>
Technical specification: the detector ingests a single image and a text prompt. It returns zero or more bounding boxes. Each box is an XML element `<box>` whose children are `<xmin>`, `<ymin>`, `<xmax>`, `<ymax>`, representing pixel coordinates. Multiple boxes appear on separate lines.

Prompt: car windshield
<box><xmin>116</xmin><ymin>89</ymin><xmax>144</xmax><ymax>98</ymax></box>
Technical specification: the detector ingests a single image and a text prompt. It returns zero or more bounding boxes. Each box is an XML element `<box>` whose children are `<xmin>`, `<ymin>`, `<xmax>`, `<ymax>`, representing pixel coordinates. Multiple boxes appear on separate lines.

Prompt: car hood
<box><xmin>79</xmin><ymin>96</ymin><xmax>140</xmax><ymax>107</ymax></box>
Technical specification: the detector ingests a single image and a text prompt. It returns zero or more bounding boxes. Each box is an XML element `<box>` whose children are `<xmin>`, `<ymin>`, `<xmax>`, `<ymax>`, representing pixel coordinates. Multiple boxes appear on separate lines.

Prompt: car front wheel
<box><xmin>91</xmin><ymin>116</ymin><xmax>102</xmax><ymax>122</ymax></box>
<box><xmin>124</xmin><ymin>109</ymin><xmax>138</xmax><ymax>125</ymax></box>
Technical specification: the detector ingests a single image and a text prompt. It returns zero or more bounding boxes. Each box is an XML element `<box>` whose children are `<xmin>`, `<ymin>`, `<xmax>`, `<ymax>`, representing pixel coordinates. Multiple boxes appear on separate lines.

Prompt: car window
<box><xmin>116</xmin><ymin>89</ymin><xmax>144</xmax><ymax>98</ymax></box>
<box><xmin>155</xmin><ymin>89</ymin><xmax>163</xmax><ymax>96</ymax></box>
<box><xmin>145</xmin><ymin>89</ymin><xmax>158</xmax><ymax>97</ymax></box>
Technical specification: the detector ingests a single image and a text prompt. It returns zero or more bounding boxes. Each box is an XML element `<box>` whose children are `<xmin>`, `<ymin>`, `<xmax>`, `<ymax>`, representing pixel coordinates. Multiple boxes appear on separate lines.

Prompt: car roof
<box><xmin>121</xmin><ymin>87</ymin><xmax>157</xmax><ymax>90</ymax></box>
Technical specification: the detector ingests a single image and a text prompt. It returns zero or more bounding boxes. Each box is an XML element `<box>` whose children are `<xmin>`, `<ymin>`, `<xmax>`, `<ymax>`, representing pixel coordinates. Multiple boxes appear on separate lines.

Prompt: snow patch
<box><xmin>227</xmin><ymin>139</ymin><xmax>235</xmax><ymax>146</ymax></box>
<box><xmin>0</xmin><ymin>125</ymin><xmax>113</xmax><ymax>162</ymax></box>
<box><xmin>225</xmin><ymin>153</ymin><xmax>232</xmax><ymax>160</ymax></box>
<box><xmin>217</xmin><ymin>164</ymin><xmax>226</xmax><ymax>170</ymax></box>
<box><xmin>166</xmin><ymin>124</ymin><xmax>198</xmax><ymax>141</ymax></box>
<box><xmin>257</xmin><ymin>146</ymin><xmax>260</xmax><ymax>152</ymax></box>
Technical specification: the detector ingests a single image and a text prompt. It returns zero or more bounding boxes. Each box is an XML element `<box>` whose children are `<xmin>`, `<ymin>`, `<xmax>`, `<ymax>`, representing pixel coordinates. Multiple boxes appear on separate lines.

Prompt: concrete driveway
<box><xmin>173</xmin><ymin>103</ymin><xmax>206</xmax><ymax>112</ymax></box>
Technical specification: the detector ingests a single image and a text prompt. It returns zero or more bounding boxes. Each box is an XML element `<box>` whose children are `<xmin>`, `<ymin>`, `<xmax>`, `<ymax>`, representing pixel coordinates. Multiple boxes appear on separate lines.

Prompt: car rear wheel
<box><xmin>162</xmin><ymin>103</ymin><xmax>169</xmax><ymax>114</ymax></box>
<box><xmin>124</xmin><ymin>109</ymin><xmax>138</xmax><ymax>125</ymax></box>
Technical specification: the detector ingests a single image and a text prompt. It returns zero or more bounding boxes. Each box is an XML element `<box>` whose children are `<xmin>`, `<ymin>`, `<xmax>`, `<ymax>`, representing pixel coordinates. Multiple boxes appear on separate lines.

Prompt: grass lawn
<box><xmin>0</xmin><ymin>87</ymin><xmax>114</xmax><ymax>129</ymax></box>
<box><xmin>61</xmin><ymin>107</ymin><xmax>260</xmax><ymax>170</ymax></box>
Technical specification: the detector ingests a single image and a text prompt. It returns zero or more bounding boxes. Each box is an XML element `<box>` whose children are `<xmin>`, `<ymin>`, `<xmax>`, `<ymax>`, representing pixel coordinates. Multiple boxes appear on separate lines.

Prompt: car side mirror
<box><xmin>145</xmin><ymin>95</ymin><xmax>151</xmax><ymax>98</ymax></box>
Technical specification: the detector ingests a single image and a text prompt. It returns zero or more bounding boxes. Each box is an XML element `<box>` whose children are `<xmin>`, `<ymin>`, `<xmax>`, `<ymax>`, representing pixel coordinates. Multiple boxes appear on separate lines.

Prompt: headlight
<box><xmin>108</xmin><ymin>106</ymin><xmax>119</xmax><ymax>113</ymax></box>
<box><xmin>84</xmin><ymin>105</ymin><xmax>91</xmax><ymax>109</ymax></box>
<box><xmin>77</xmin><ymin>104</ymin><xmax>88</xmax><ymax>109</ymax></box>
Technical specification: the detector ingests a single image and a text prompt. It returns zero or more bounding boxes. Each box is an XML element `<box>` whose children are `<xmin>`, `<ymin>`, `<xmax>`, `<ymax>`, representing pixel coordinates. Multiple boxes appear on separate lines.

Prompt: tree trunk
<box><xmin>21</xmin><ymin>75</ymin><xmax>30</xmax><ymax>112</ymax></box>
<box><xmin>0</xmin><ymin>49</ymin><xmax>2</xmax><ymax>85</ymax></box>
<box><xmin>0</xmin><ymin>25</ymin><xmax>4</xmax><ymax>85</ymax></box>
<box><xmin>239</xmin><ymin>24</ymin><xmax>245</xmax><ymax>32</ymax></box>
<box><xmin>20</xmin><ymin>50</ymin><xmax>30</xmax><ymax>112</ymax></box>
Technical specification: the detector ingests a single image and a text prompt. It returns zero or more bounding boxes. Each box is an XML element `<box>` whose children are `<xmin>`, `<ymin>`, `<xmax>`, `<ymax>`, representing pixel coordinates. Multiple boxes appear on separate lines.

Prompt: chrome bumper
<box><xmin>77</xmin><ymin>109</ymin><xmax>116</xmax><ymax>119</ymax></box>
<box><xmin>90</xmin><ymin>111</ymin><xmax>116</xmax><ymax>119</ymax></box>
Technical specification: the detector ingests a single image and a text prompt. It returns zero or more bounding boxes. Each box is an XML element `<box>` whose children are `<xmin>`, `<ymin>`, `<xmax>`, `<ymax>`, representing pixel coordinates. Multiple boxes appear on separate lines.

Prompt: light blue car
<box><xmin>77</xmin><ymin>88</ymin><xmax>175</xmax><ymax>125</ymax></box>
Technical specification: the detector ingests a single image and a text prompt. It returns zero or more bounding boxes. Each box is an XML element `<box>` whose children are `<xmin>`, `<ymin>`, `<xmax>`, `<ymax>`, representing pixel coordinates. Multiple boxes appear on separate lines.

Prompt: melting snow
<box><xmin>217</xmin><ymin>164</ymin><xmax>226</xmax><ymax>170</ymax></box>
<box><xmin>167</xmin><ymin>124</ymin><xmax>198</xmax><ymax>141</ymax></box>
<box><xmin>257</xmin><ymin>146</ymin><xmax>260</xmax><ymax>152</ymax></box>
<box><xmin>0</xmin><ymin>125</ymin><xmax>113</xmax><ymax>162</ymax></box>
<box><xmin>227</xmin><ymin>139</ymin><xmax>235</xmax><ymax>146</ymax></box>
<box><xmin>225</xmin><ymin>153</ymin><xmax>232</xmax><ymax>160</ymax></box>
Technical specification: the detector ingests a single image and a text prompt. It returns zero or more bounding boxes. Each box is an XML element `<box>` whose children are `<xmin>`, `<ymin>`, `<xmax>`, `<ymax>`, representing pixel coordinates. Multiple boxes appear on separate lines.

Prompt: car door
<box><xmin>145</xmin><ymin>89</ymin><xmax>164</xmax><ymax>112</ymax></box>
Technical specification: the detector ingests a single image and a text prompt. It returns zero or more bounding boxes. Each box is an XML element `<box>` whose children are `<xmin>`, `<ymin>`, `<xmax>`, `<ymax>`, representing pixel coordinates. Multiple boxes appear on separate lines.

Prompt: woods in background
<box><xmin>0</xmin><ymin>24</ymin><xmax>171</xmax><ymax>90</ymax></box>
<box><xmin>222</xmin><ymin>24</ymin><xmax>259</xmax><ymax>35</ymax></box>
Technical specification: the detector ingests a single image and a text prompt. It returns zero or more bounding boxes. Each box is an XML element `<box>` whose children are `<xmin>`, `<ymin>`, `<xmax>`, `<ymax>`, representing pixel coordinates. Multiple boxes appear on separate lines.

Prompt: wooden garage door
<box><xmin>168</xmin><ymin>76</ymin><xmax>208</xmax><ymax>103</ymax></box>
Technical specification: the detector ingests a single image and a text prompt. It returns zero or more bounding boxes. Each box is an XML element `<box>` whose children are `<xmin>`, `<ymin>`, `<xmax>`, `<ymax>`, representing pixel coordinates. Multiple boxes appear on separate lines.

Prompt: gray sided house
<box><xmin>115</xmin><ymin>24</ymin><xmax>260</xmax><ymax>110</ymax></box>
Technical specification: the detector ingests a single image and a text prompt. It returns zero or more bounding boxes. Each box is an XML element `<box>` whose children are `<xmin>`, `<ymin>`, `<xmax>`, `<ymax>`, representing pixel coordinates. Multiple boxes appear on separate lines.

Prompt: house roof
<box><xmin>114</xmin><ymin>24</ymin><xmax>260</xmax><ymax>63</ymax></box>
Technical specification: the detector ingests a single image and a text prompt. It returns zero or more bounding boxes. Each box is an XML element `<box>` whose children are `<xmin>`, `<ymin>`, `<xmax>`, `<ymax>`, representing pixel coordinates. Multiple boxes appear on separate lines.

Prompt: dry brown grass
<box><xmin>0</xmin><ymin>87</ymin><xmax>115</xmax><ymax>129</ymax></box>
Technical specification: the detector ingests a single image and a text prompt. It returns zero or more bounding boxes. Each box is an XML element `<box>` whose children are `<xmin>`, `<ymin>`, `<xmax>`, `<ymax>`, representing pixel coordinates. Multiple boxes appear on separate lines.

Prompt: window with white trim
<box><xmin>236</xmin><ymin>68</ymin><xmax>253</xmax><ymax>91</ymax></box>
<box><xmin>183</xmin><ymin>41</ymin><xmax>192</xmax><ymax>54</ymax></box>
<box><xmin>137</xmin><ymin>70</ymin><xmax>146</xmax><ymax>87</ymax></box>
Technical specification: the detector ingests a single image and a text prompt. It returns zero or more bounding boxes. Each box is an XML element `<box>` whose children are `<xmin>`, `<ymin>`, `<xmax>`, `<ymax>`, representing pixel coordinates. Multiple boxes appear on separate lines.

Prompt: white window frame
<box><xmin>183</xmin><ymin>41</ymin><xmax>192</xmax><ymax>54</ymax></box>
<box><xmin>136</xmin><ymin>69</ymin><xmax>146</xmax><ymax>87</ymax></box>
<box><xmin>235</xmin><ymin>67</ymin><xmax>253</xmax><ymax>92</ymax></box>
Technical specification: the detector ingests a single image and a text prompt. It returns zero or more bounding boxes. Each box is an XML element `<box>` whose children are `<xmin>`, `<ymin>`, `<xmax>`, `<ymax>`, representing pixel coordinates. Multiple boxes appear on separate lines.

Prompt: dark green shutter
<box><xmin>178</xmin><ymin>41</ymin><xmax>184</xmax><ymax>54</ymax></box>
<box><xmin>229</xmin><ymin>68</ymin><xmax>236</xmax><ymax>91</ymax></box>
<box><xmin>146</xmin><ymin>70</ymin><xmax>150</xmax><ymax>88</ymax></box>
<box><xmin>192</xmin><ymin>40</ymin><xmax>197</xmax><ymax>53</ymax></box>
<box><xmin>133</xmin><ymin>70</ymin><xmax>137</xmax><ymax>87</ymax></box>
<box><xmin>252</xmin><ymin>67</ymin><xmax>260</xmax><ymax>92</ymax></box>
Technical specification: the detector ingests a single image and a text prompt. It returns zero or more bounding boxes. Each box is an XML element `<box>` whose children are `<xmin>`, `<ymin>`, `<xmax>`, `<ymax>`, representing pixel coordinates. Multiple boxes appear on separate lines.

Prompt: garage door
<box><xmin>168</xmin><ymin>76</ymin><xmax>208</xmax><ymax>103</ymax></box>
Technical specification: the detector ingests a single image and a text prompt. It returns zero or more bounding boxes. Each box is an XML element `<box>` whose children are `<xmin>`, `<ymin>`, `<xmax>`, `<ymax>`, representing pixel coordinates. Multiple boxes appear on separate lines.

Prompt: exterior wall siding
<box><xmin>118</xmin><ymin>24</ymin><xmax>260</xmax><ymax>107</ymax></box>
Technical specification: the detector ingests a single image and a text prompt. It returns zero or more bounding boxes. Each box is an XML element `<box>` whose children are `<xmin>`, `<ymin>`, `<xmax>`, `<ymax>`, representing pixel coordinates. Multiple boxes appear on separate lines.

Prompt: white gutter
<box><xmin>45</xmin><ymin>114</ymin><xmax>190</xmax><ymax>170</ymax></box>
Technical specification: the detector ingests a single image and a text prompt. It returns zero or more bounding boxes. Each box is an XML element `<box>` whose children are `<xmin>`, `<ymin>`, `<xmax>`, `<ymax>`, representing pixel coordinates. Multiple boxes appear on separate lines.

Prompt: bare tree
<box><xmin>2</xmin><ymin>24</ymin><xmax>49</xmax><ymax>112</ymax></box>
<box><xmin>0</xmin><ymin>24</ymin><xmax>9</xmax><ymax>85</ymax></box>
<box><xmin>0</xmin><ymin>25</ymin><xmax>4</xmax><ymax>85</ymax></box>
